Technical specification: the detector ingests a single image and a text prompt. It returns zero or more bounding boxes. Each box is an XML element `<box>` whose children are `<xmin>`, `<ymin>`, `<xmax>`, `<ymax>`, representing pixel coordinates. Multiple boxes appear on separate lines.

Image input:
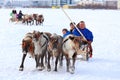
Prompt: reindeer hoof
<box><xmin>47</xmin><ymin>68</ymin><xmax>51</xmax><ymax>72</ymax></box>
<box><xmin>69</xmin><ymin>67</ymin><xmax>75</xmax><ymax>74</ymax></box>
<box><xmin>54</xmin><ymin>69</ymin><xmax>57</xmax><ymax>72</ymax></box>
<box><xmin>69</xmin><ymin>69</ymin><xmax>74</xmax><ymax>74</ymax></box>
<box><xmin>37</xmin><ymin>66</ymin><xmax>42</xmax><ymax>71</ymax></box>
<box><xmin>59</xmin><ymin>62</ymin><xmax>63</xmax><ymax>67</ymax></box>
<box><xmin>19</xmin><ymin>67</ymin><xmax>23</xmax><ymax>71</ymax></box>
<box><xmin>37</xmin><ymin>66</ymin><xmax>45</xmax><ymax>71</ymax></box>
<box><xmin>66</xmin><ymin>69</ymin><xmax>69</xmax><ymax>72</ymax></box>
<box><xmin>70</xmin><ymin>72</ymin><xmax>74</xmax><ymax>74</ymax></box>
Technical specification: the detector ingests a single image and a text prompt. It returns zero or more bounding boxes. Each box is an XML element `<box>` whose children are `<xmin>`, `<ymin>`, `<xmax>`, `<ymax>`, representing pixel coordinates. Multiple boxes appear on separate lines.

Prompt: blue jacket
<box><xmin>63</xmin><ymin>31</ymin><xmax>71</xmax><ymax>38</ymax></box>
<box><xmin>72</xmin><ymin>28</ymin><xmax>93</xmax><ymax>42</ymax></box>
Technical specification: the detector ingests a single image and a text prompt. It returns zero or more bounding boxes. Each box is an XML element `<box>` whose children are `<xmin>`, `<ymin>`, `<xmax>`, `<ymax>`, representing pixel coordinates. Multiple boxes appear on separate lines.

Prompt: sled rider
<box><xmin>72</xmin><ymin>21</ymin><xmax>93</xmax><ymax>58</ymax></box>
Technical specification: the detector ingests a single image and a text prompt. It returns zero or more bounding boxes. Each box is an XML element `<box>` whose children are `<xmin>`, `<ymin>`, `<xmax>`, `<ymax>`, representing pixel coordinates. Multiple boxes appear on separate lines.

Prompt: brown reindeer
<box><xmin>19</xmin><ymin>32</ymin><xmax>35</xmax><ymax>71</ymax></box>
<box><xmin>32</xmin><ymin>14</ymin><xmax>38</xmax><ymax>20</ymax></box>
<box><xmin>19</xmin><ymin>31</ymin><xmax>51</xmax><ymax>71</ymax></box>
<box><xmin>22</xmin><ymin>14</ymin><xmax>34</xmax><ymax>25</ymax></box>
<box><xmin>36</xmin><ymin>14</ymin><xmax>44</xmax><ymax>25</ymax></box>
<box><xmin>47</xmin><ymin>33</ymin><xmax>63</xmax><ymax>71</ymax></box>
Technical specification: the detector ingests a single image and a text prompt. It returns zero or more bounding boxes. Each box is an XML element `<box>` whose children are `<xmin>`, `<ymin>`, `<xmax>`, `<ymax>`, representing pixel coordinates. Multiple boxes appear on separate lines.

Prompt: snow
<box><xmin>0</xmin><ymin>8</ymin><xmax>120</xmax><ymax>80</ymax></box>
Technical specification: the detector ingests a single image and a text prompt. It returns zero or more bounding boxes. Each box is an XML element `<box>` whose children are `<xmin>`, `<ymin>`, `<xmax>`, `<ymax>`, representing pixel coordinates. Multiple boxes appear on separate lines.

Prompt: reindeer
<box><xmin>32</xmin><ymin>31</ymin><xmax>50</xmax><ymax>70</ymax></box>
<box><xmin>22</xmin><ymin>14</ymin><xmax>34</xmax><ymax>25</ymax></box>
<box><xmin>19</xmin><ymin>32</ymin><xmax>35</xmax><ymax>71</ymax></box>
<box><xmin>62</xmin><ymin>34</ymin><xmax>87</xmax><ymax>74</ymax></box>
<box><xmin>47</xmin><ymin>33</ymin><xmax>63</xmax><ymax>71</ymax></box>
<box><xmin>36</xmin><ymin>14</ymin><xmax>44</xmax><ymax>25</ymax></box>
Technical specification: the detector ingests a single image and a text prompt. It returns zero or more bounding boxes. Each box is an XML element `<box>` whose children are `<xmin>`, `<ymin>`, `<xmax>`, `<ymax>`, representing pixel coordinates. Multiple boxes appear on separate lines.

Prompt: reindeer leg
<box><xmin>59</xmin><ymin>53</ymin><xmax>63</xmax><ymax>67</ymax></box>
<box><xmin>65</xmin><ymin>55</ymin><xmax>70</xmax><ymax>72</ymax></box>
<box><xmin>30</xmin><ymin>21</ymin><xmax>32</xmax><ymax>26</ymax></box>
<box><xmin>70</xmin><ymin>53</ymin><xmax>77</xmax><ymax>74</ymax></box>
<box><xmin>72</xmin><ymin>53</ymin><xmax>77</xmax><ymax>69</ymax></box>
<box><xmin>35</xmin><ymin>54</ymin><xmax>38</xmax><ymax>68</ymax></box>
<box><xmin>19</xmin><ymin>53</ymin><xmax>27</xmax><ymax>71</ymax></box>
<box><xmin>40</xmin><ymin>53</ymin><xmax>45</xmax><ymax>70</ymax></box>
<box><xmin>47</xmin><ymin>52</ymin><xmax>51</xmax><ymax>72</ymax></box>
<box><xmin>54</xmin><ymin>56</ymin><xmax>59</xmax><ymax>71</ymax></box>
<box><xmin>45</xmin><ymin>52</ymin><xmax>47</xmax><ymax>65</ymax></box>
<box><xmin>36</xmin><ymin>20</ymin><xmax>38</xmax><ymax>26</ymax></box>
<box><xmin>27</xmin><ymin>21</ymin><xmax>28</xmax><ymax>25</ymax></box>
<box><xmin>32</xmin><ymin>20</ymin><xmax>33</xmax><ymax>25</ymax></box>
<box><xmin>36</xmin><ymin>54</ymin><xmax>41</xmax><ymax>70</ymax></box>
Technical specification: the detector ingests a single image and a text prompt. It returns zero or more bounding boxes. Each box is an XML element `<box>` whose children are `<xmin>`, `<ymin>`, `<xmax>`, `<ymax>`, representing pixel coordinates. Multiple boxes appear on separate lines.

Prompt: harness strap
<box><xmin>41</xmin><ymin>34</ymin><xmax>49</xmax><ymax>48</ymax></box>
<box><xmin>43</xmin><ymin>35</ymin><xmax>49</xmax><ymax>41</ymax></box>
<box><xmin>62</xmin><ymin>38</ymin><xmax>68</xmax><ymax>44</ymax></box>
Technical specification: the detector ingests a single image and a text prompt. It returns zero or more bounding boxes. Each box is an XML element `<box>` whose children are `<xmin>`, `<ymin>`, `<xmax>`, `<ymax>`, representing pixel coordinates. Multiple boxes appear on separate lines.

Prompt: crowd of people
<box><xmin>62</xmin><ymin>21</ymin><xmax>93</xmax><ymax>58</ymax></box>
<box><xmin>10</xmin><ymin>9</ymin><xmax>24</xmax><ymax>21</ymax></box>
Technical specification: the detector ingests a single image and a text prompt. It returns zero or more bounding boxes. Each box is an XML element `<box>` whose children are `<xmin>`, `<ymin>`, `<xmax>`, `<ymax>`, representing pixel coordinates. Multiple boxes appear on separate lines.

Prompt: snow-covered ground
<box><xmin>0</xmin><ymin>8</ymin><xmax>120</xmax><ymax>80</ymax></box>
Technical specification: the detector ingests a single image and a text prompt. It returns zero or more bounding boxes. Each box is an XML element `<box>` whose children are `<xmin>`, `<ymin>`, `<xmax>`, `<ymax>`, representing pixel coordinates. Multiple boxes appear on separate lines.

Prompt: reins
<box><xmin>41</xmin><ymin>34</ymin><xmax>49</xmax><ymax>48</ymax></box>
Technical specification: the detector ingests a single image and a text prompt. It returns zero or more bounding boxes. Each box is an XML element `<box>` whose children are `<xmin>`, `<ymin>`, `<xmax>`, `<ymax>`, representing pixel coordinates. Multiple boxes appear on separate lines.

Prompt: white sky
<box><xmin>5</xmin><ymin>0</ymin><xmax>117</xmax><ymax>1</ymax></box>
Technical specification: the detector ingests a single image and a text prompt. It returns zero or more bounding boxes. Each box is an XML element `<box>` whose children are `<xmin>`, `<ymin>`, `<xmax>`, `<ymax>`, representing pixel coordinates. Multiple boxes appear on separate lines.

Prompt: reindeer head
<box><xmin>32</xmin><ymin>31</ymin><xmax>41</xmax><ymax>42</ymax></box>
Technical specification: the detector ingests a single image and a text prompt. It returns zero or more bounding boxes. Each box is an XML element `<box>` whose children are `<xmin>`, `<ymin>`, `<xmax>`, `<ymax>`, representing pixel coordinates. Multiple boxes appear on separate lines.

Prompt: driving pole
<box><xmin>61</xmin><ymin>7</ymin><xmax>87</xmax><ymax>40</ymax></box>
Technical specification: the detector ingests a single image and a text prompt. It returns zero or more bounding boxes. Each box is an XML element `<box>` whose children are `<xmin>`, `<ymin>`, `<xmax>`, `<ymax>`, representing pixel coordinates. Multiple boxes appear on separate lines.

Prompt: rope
<box><xmin>61</xmin><ymin>7</ymin><xmax>87</xmax><ymax>41</ymax></box>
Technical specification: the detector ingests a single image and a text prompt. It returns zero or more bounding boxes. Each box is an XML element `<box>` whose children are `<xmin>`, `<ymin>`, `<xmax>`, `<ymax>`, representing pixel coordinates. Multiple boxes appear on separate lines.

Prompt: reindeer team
<box><xmin>9</xmin><ymin>10</ymin><xmax>44</xmax><ymax>25</ymax></box>
<box><xmin>19</xmin><ymin>30</ymin><xmax>91</xmax><ymax>74</ymax></box>
<box><xmin>11</xmin><ymin>10</ymin><xmax>92</xmax><ymax>74</ymax></box>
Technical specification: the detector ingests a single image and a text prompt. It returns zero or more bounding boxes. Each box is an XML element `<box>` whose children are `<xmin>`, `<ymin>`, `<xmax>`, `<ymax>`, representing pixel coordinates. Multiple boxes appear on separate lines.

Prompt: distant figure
<box><xmin>17</xmin><ymin>10</ymin><xmax>23</xmax><ymax>20</ymax></box>
<box><xmin>12</xmin><ymin>9</ymin><xmax>17</xmax><ymax>18</ymax></box>
<box><xmin>10</xmin><ymin>9</ymin><xmax>17</xmax><ymax>21</ymax></box>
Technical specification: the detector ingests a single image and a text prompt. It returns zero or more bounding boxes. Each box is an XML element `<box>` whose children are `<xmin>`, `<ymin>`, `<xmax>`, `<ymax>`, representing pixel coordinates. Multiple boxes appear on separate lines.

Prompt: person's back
<box><xmin>18</xmin><ymin>10</ymin><xmax>23</xmax><ymax>20</ymax></box>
